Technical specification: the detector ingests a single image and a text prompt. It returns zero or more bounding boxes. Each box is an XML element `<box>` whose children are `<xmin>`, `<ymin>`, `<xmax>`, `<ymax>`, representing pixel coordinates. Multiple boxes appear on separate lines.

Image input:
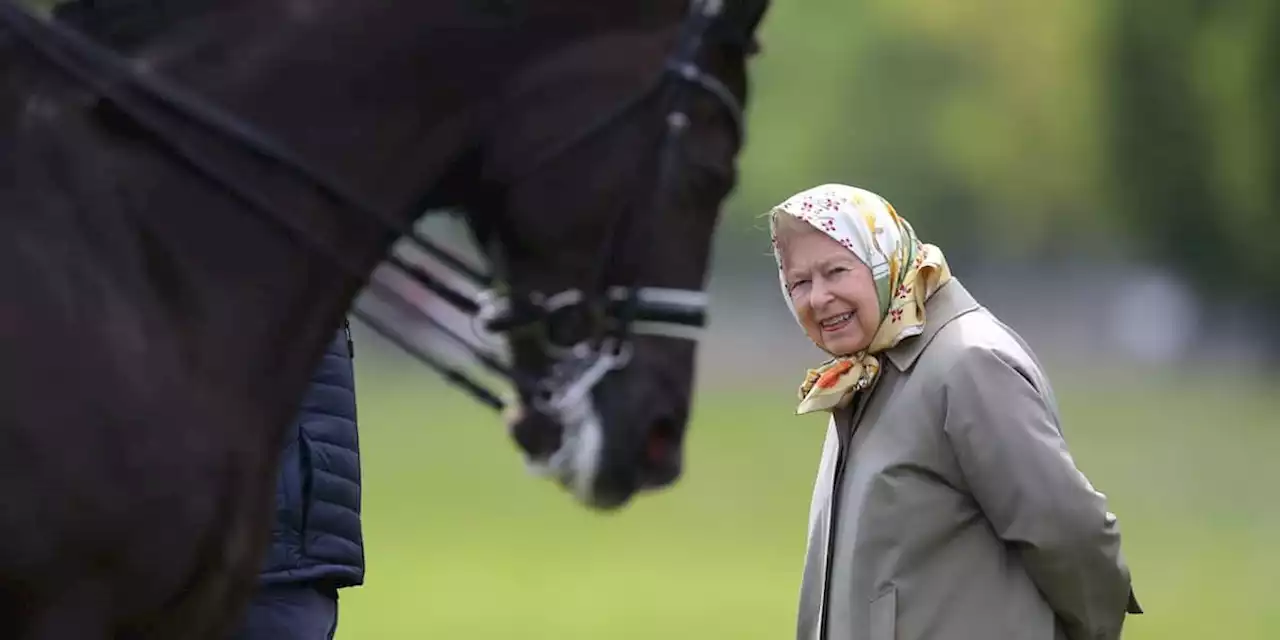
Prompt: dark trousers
<box><xmin>231</xmin><ymin>584</ymin><xmax>339</xmax><ymax>640</ymax></box>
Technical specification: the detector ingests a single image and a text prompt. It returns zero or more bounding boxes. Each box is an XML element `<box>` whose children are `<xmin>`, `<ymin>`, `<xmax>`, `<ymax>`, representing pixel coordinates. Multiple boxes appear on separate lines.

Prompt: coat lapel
<box><xmin>884</xmin><ymin>279</ymin><xmax>982</xmax><ymax>372</ymax></box>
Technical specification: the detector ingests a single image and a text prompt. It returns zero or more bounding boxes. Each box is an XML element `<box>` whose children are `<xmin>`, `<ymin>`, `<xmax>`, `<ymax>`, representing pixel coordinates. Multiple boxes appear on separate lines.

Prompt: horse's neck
<box><xmin>126</xmin><ymin>0</ymin><xmax>692</xmax><ymax>212</ymax></box>
<box><xmin>2</xmin><ymin>16</ymin><xmax>375</xmax><ymax>423</ymax></box>
<box><xmin>126</xmin><ymin>1</ymin><xmax>506</xmax><ymax>213</ymax></box>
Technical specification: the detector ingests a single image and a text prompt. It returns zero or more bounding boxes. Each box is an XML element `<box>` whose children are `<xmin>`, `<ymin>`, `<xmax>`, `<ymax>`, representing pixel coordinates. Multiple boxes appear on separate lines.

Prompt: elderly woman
<box><xmin>769</xmin><ymin>184</ymin><xmax>1141</xmax><ymax>640</ymax></box>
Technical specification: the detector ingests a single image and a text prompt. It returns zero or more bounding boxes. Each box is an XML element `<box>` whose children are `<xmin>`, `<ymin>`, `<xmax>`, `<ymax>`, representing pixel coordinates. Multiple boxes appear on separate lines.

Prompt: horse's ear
<box><xmin>709</xmin><ymin>0</ymin><xmax>770</xmax><ymax>54</ymax></box>
<box><xmin>738</xmin><ymin>0</ymin><xmax>771</xmax><ymax>36</ymax></box>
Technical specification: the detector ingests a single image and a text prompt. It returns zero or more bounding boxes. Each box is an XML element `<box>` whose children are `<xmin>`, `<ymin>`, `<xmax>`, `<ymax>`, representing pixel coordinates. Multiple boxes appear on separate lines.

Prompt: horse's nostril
<box><xmin>642</xmin><ymin>416</ymin><xmax>682</xmax><ymax>488</ymax></box>
<box><xmin>646</xmin><ymin>421</ymin><xmax>673</xmax><ymax>464</ymax></box>
<box><xmin>511</xmin><ymin>412</ymin><xmax>563</xmax><ymax>459</ymax></box>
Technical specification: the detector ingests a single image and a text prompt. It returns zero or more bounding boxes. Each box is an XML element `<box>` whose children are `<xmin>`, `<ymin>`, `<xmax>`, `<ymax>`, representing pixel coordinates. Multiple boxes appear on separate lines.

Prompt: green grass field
<box><xmin>337</xmin><ymin>358</ymin><xmax>1280</xmax><ymax>639</ymax></box>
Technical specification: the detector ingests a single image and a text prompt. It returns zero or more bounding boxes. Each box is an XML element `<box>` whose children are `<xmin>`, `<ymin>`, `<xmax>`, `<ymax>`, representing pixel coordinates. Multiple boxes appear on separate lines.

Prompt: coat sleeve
<box><xmin>940</xmin><ymin>344</ymin><xmax>1137</xmax><ymax>640</ymax></box>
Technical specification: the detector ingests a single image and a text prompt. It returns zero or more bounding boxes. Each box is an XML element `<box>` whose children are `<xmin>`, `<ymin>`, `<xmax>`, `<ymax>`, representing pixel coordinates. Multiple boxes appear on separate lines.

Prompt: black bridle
<box><xmin>0</xmin><ymin>0</ymin><xmax>748</xmax><ymax>435</ymax></box>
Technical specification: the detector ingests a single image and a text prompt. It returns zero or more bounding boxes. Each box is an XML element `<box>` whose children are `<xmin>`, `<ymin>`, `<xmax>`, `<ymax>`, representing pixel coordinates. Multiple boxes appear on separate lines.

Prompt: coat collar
<box><xmin>883</xmin><ymin>278</ymin><xmax>982</xmax><ymax>372</ymax></box>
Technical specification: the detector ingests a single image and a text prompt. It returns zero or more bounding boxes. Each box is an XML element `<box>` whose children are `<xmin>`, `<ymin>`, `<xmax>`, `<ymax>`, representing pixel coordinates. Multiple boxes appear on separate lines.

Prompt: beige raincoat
<box><xmin>794</xmin><ymin>279</ymin><xmax>1141</xmax><ymax>640</ymax></box>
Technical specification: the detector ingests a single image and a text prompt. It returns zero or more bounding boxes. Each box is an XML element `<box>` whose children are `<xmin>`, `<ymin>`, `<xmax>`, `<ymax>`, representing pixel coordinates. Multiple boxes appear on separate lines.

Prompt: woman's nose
<box><xmin>808</xmin><ymin>279</ymin><xmax>834</xmax><ymax>308</ymax></box>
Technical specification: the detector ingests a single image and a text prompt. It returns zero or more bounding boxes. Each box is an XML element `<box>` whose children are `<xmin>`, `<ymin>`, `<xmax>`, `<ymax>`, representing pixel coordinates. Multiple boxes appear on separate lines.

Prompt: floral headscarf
<box><xmin>769</xmin><ymin>184</ymin><xmax>953</xmax><ymax>415</ymax></box>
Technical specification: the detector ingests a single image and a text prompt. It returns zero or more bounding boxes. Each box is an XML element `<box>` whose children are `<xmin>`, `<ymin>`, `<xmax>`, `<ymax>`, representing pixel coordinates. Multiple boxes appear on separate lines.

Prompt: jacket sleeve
<box><xmin>940</xmin><ymin>345</ymin><xmax>1137</xmax><ymax>640</ymax></box>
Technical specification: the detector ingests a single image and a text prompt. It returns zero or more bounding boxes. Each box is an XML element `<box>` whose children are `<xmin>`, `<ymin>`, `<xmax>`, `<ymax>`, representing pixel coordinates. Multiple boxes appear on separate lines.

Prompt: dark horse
<box><xmin>0</xmin><ymin>0</ymin><xmax>769</xmax><ymax>637</ymax></box>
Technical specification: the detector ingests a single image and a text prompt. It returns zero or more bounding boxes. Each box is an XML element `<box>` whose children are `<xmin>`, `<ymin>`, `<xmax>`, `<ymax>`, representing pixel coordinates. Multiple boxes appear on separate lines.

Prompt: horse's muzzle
<box><xmin>506</xmin><ymin>400</ymin><xmax>683</xmax><ymax>511</ymax></box>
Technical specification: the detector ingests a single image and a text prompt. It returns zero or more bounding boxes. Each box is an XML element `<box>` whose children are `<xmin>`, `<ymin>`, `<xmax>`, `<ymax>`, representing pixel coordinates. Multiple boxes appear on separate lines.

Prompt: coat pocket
<box><xmin>870</xmin><ymin>587</ymin><xmax>897</xmax><ymax>640</ymax></box>
<box><xmin>276</xmin><ymin>422</ymin><xmax>306</xmax><ymax>537</ymax></box>
<box><xmin>295</xmin><ymin>425</ymin><xmax>316</xmax><ymax>540</ymax></box>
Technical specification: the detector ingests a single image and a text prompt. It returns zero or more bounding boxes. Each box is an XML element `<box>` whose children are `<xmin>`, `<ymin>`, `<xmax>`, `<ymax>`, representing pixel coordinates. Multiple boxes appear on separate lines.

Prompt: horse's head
<box><xmin>450</xmin><ymin>0</ymin><xmax>769</xmax><ymax>509</ymax></box>
<box><xmin>37</xmin><ymin>0</ymin><xmax>767</xmax><ymax>511</ymax></box>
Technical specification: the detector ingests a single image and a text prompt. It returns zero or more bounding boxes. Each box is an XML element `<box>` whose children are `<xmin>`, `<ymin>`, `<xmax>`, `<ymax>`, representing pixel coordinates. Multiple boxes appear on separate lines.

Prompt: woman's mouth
<box><xmin>820</xmin><ymin>312</ymin><xmax>854</xmax><ymax>332</ymax></box>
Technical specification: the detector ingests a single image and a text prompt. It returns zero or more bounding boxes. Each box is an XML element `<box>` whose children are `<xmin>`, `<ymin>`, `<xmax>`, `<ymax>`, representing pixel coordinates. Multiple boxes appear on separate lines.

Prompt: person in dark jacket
<box><xmin>231</xmin><ymin>322</ymin><xmax>365</xmax><ymax>640</ymax></box>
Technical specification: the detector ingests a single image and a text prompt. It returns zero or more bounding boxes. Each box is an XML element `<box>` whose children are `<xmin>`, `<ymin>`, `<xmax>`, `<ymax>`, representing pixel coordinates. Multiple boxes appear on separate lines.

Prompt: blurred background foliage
<box><xmin>724</xmin><ymin>0</ymin><xmax>1277</xmax><ymax>344</ymax></box>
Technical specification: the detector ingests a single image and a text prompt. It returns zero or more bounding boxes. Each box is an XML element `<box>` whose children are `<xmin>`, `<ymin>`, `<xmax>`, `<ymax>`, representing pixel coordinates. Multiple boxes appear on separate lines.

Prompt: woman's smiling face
<box><xmin>778</xmin><ymin>223</ymin><xmax>881</xmax><ymax>356</ymax></box>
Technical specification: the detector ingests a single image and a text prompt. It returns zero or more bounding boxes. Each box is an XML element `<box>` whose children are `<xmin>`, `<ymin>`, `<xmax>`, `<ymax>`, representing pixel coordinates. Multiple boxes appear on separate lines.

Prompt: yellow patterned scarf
<box><xmin>769</xmin><ymin>184</ymin><xmax>953</xmax><ymax>415</ymax></box>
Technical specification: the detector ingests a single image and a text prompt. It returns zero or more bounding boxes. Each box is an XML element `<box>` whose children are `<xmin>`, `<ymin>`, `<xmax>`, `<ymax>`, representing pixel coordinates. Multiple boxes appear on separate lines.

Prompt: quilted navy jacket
<box><xmin>260</xmin><ymin>323</ymin><xmax>365</xmax><ymax>588</ymax></box>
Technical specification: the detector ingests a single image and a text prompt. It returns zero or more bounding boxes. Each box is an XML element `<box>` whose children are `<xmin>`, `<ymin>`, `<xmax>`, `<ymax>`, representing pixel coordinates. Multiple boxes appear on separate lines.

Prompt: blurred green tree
<box><xmin>1103</xmin><ymin>0</ymin><xmax>1280</xmax><ymax>356</ymax></box>
<box><xmin>728</xmin><ymin>0</ymin><xmax>1114</xmax><ymax>265</ymax></box>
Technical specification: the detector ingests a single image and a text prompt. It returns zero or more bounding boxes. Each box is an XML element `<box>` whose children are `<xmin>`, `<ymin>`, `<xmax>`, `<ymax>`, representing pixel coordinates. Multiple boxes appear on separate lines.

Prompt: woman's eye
<box><xmin>788</xmin><ymin>279</ymin><xmax>810</xmax><ymax>293</ymax></box>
